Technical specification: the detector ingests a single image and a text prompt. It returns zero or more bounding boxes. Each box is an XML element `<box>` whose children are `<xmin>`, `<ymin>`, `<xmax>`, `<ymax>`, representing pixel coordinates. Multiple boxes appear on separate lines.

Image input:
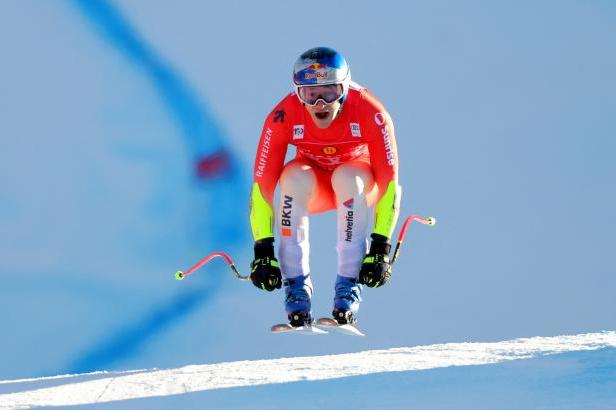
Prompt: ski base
<box><xmin>271</xmin><ymin>323</ymin><xmax>328</xmax><ymax>335</ymax></box>
<box><xmin>316</xmin><ymin>317</ymin><xmax>366</xmax><ymax>337</ymax></box>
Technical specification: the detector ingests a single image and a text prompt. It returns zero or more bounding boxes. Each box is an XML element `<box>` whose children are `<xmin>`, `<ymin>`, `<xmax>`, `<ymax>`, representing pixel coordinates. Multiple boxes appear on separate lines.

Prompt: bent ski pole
<box><xmin>390</xmin><ymin>214</ymin><xmax>436</xmax><ymax>266</ymax></box>
<box><xmin>175</xmin><ymin>252</ymin><xmax>250</xmax><ymax>281</ymax></box>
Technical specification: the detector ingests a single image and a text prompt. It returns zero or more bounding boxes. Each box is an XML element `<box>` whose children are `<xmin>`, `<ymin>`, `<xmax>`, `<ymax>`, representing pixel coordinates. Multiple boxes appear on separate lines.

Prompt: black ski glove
<box><xmin>250</xmin><ymin>237</ymin><xmax>282</xmax><ymax>291</ymax></box>
<box><xmin>359</xmin><ymin>234</ymin><xmax>392</xmax><ymax>288</ymax></box>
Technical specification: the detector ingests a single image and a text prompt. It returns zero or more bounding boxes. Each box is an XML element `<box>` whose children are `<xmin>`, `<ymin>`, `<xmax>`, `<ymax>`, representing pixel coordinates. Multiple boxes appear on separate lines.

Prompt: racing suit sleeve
<box><xmin>364</xmin><ymin>98</ymin><xmax>401</xmax><ymax>240</ymax></box>
<box><xmin>250</xmin><ymin>106</ymin><xmax>289</xmax><ymax>241</ymax></box>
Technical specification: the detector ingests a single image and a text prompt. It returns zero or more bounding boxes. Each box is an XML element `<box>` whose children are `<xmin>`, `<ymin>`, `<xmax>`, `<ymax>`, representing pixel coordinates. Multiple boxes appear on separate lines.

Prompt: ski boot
<box><xmin>284</xmin><ymin>274</ymin><xmax>313</xmax><ymax>327</ymax></box>
<box><xmin>332</xmin><ymin>275</ymin><xmax>362</xmax><ymax>325</ymax></box>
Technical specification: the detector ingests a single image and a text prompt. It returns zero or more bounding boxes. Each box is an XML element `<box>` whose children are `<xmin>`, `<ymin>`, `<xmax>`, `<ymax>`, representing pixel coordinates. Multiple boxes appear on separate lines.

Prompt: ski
<box><xmin>316</xmin><ymin>317</ymin><xmax>365</xmax><ymax>337</ymax></box>
<box><xmin>271</xmin><ymin>323</ymin><xmax>328</xmax><ymax>335</ymax></box>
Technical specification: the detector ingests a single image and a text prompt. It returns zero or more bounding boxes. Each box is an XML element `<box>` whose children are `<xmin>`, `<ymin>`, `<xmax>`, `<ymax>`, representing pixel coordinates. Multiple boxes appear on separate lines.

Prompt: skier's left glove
<box><xmin>359</xmin><ymin>234</ymin><xmax>392</xmax><ymax>288</ymax></box>
<box><xmin>250</xmin><ymin>237</ymin><xmax>282</xmax><ymax>291</ymax></box>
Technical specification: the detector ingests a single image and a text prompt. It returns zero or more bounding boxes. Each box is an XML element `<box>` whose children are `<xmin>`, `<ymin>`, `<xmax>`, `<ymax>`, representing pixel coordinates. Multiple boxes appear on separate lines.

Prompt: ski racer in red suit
<box><xmin>249</xmin><ymin>47</ymin><xmax>401</xmax><ymax>327</ymax></box>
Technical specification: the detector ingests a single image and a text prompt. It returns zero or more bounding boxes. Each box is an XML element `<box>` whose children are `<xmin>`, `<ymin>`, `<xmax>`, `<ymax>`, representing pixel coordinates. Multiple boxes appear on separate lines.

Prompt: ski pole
<box><xmin>390</xmin><ymin>214</ymin><xmax>436</xmax><ymax>266</ymax></box>
<box><xmin>175</xmin><ymin>252</ymin><xmax>250</xmax><ymax>281</ymax></box>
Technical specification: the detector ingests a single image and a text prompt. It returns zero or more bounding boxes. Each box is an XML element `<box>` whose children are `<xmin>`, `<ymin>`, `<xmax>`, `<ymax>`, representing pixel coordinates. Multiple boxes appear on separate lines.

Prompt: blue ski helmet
<box><xmin>292</xmin><ymin>47</ymin><xmax>351</xmax><ymax>104</ymax></box>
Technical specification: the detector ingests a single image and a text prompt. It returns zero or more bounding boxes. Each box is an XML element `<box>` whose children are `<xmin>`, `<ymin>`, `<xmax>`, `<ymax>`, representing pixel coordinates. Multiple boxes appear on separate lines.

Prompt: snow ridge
<box><xmin>1</xmin><ymin>331</ymin><xmax>615</xmax><ymax>409</ymax></box>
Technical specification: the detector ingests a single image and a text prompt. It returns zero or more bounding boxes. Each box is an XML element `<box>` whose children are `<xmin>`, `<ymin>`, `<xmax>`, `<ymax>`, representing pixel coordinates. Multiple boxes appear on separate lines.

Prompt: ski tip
<box><xmin>271</xmin><ymin>324</ymin><xmax>291</xmax><ymax>332</ymax></box>
<box><xmin>175</xmin><ymin>271</ymin><xmax>185</xmax><ymax>280</ymax></box>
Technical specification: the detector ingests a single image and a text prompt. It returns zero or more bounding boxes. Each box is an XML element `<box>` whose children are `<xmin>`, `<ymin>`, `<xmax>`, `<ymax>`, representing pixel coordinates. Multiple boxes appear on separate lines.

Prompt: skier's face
<box><xmin>305</xmin><ymin>99</ymin><xmax>342</xmax><ymax>129</ymax></box>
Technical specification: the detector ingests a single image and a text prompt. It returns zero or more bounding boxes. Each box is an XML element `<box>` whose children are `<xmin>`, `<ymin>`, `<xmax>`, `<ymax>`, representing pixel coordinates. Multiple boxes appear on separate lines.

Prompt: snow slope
<box><xmin>1</xmin><ymin>0</ymin><xmax>615</xmax><ymax>390</ymax></box>
<box><xmin>1</xmin><ymin>331</ymin><xmax>615</xmax><ymax>409</ymax></box>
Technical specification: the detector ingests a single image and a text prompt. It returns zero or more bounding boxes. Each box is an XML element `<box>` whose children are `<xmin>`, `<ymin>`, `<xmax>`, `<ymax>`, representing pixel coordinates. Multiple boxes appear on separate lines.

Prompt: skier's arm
<box><xmin>367</xmin><ymin>111</ymin><xmax>401</xmax><ymax>240</ymax></box>
<box><xmin>250</xmin><ymin>109</ymin><xmax>289</xmax><ymax>241</ymax></box>
<box><xmin>359</xmin><ymin>103</ymin><xmax>400</xmax><ymax>288</ymax></box>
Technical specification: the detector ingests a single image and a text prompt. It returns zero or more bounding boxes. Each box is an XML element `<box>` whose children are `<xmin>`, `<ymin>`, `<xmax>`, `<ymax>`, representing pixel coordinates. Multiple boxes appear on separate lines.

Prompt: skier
<box><xmin>249</xmin><ymin>47</ymin><xmax>400</xmax><ymax>328</ymax></box>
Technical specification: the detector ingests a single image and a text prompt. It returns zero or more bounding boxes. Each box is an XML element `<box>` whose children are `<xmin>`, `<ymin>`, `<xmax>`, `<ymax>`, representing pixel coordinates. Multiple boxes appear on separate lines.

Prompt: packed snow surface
<box><xmin>1</xmin><ymin>331</ymin><xmax>614</xmax><ymax>409</ymax></box>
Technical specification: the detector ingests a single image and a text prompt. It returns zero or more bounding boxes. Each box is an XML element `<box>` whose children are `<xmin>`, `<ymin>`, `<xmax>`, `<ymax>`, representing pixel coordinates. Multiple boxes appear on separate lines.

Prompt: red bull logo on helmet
<box><xmin>308</xmin><ymin>63</ymin><xmax>326</xmax><ymax>70</ymax></box>
<box><xmin>304</xmin><ymin>71</ymin><xmax>328</xmax><ymax>80</ymax></box>
<box><xmin>303</xmin><ymin>63</ymin><xmax>330</xmax><ymax>81</ymax></box>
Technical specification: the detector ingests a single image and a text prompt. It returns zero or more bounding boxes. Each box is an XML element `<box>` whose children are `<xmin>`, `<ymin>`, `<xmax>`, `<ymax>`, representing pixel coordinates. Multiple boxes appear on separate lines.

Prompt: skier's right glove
<box><xmin>359</xmin><ymin>234</ymin><xmax>392</xmax><ymax>288</ymax></box>
<box><xmin>250</xmin><ymin>237</ymin><xmax>282</xmax><ymax>291</ymax></box>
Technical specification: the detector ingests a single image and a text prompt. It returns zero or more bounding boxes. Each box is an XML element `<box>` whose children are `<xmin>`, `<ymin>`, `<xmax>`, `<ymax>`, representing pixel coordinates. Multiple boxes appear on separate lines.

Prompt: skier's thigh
<box><xmin>279</xmin><ymin>160</ymin><xmax>318</xmax><ymax>208</ymax></box>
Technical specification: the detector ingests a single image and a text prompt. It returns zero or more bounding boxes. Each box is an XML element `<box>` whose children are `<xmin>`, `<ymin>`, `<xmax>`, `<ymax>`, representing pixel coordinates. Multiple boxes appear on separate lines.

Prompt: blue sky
<box><xmin>0</xmin><ymin>0</ymin><xmax>614</xmax><ymax>380</ymax></box>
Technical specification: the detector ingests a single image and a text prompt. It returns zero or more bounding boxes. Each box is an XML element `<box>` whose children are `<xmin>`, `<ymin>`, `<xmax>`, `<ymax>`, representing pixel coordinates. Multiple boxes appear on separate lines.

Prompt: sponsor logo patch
<box><xmin>350</xmin><ymin>122</ymin><xmax>361</xmax><ymax>137</ymax></box>
<box><xmin>305</xmin><ymin>71</ymin><xmax>328</xmax><ymax>80</ymax></box>
<box><xmin>274</xmin><ymin>109</ymin><xmax>285</xmax><ymax>123</ymax></box>
<box><xmin>293</xmin><ymin>125</ymin><xmax>304</xmax><ymax>140</ymax></box>
<box><xmin>343</xmin><ymin>197</ymin><xmax>355</xmax><ymax>241</ymax></box>
<box><xmin>308</xmin><ymin>63</ymin><xmax>326</xmax><ymax>70</ymax></box>
<box><xmin>281</xmin><ymin>195</ymin><xmax>293</xmax><ymax>229</ymax></box>
<box><xmin>374</xmin><ymin>113</ymin><xmax>395</xmax><ymax>166</ymax></box>
<box><xmin>381</xmin><ymin>127</ymin><xmax>395</xmax><ymax>166</ymax></box>
<box><xmin>345</xmin><ymin>210</ymin><xmax>354</xmax><ymax>242</ymax></box>
<box><xmin>323</xmin><ymin>146</ymin><xmax>337</xmax><ymax>155</ymax></box>
<box><xmin>255</xmin><ymin>128</ymin><xmax>272</xmax><ymax>178</ymax></box>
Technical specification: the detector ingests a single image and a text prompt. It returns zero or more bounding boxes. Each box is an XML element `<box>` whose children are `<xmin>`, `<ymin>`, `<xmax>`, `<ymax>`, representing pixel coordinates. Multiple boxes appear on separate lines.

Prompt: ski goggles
<box><xmin>297</xmin><ymin>84</ymin><xmax>344</xmax><ymax>105</ymax></box>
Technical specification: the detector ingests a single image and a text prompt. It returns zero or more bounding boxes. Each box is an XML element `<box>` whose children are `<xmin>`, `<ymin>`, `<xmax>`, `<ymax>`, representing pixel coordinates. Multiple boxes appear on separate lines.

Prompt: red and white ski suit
<box><xmin>250</xmin><ymin>83</ymin><xmax>401</xmax><ymax>279</ymax></box>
